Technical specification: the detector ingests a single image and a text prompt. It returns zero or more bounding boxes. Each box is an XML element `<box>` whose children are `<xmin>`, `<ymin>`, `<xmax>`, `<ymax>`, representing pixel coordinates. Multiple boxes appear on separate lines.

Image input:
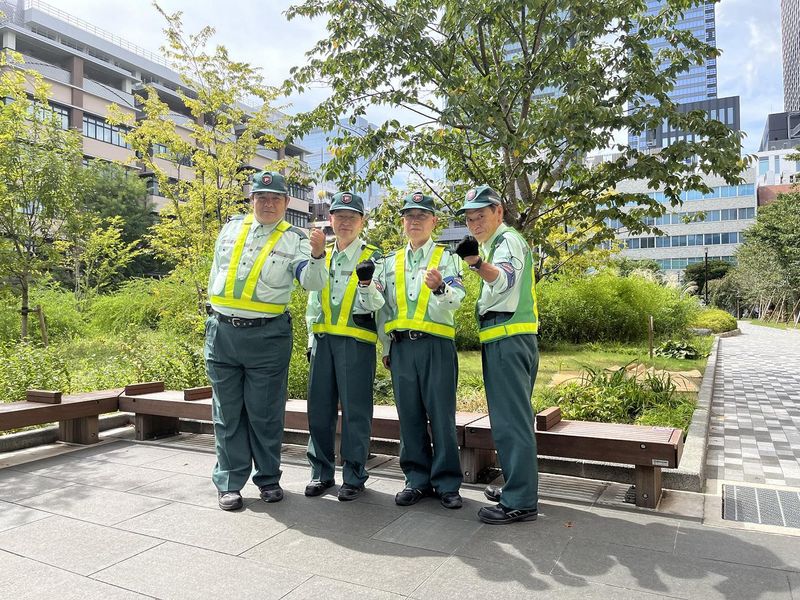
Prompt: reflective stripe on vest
<box><xmin>209</xmin><ymin>215</ymin><xmax>291</xmax><ymax>314</ymax></box>
<box><xmin>385</xmin><ymin>245</ymin><xmax>455</xmax><ymax>339</ymax></box>
<box><xmin>477</xmin><ymin>229</ymin><xmax>539</xmax><ymax>343</ymax></box>
<box><xmin>312</xmin><ymin>243</ymin><xmax>378</xmax><ymax>344</ymax></box>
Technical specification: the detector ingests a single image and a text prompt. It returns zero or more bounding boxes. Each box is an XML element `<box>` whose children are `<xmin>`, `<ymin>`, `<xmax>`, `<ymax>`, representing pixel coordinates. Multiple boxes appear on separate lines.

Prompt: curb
<box><xmin>0</xmin><ymin>413</ymin><xmax>132</xmax><ymax>453</ymax></box>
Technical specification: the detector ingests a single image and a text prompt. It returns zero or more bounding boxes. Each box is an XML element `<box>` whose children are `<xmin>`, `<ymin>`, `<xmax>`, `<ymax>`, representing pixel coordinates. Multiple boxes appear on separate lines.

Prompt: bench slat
<box><xmin>0</xmin><ymin>391</ymin><xmax>121</xmax><ymax>431</ymax></box>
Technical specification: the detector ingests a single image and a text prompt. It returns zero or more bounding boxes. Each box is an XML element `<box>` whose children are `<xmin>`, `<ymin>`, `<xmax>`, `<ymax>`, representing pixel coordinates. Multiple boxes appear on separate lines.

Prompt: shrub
<box><xmin>0</xmin><ymin>284</ymin><xmax>86</xmax><ymax>344</ymax></box>
<box><xmin>88</xmin><ymin>279</ymin><xmax>161</xmax><ymax>334</ymax></box>
<box><xmin>454</xmin><ymin>270</ymin><xmax>481</xmax><ymax>350</ymax></box>
<box><xmin>654</xmin><ymin>340</ymin><xmax>702</xmax><ymax>360</ymax></box>
<box><xmin>690</xmin><ymin>308</ymin><xmax>737</xmax><ymax>333</ymax></box>
<box><xmin>0</xmin><ymin>342</ymin><xmax>72</xmax><ymax>403</ymax></box>
<box><xmin>536</xmin><ymin>272</ymin><xmax>700</xmax><ymax>344</ymax></box>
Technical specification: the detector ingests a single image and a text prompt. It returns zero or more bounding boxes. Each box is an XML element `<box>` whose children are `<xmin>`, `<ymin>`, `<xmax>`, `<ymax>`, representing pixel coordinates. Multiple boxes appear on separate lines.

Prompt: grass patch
<box><xmin>742</xmin><ymin>319</ymin><xmax>800</xmax><ymax>331</ymax></box>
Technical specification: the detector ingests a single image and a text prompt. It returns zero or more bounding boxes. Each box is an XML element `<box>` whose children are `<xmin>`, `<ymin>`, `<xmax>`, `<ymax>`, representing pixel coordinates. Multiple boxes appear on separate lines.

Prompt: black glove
<box><xmin>306</xmin><ymin>348</ymin><xmax>312</xmax><ymax>363</ymax></box>
<box><xmin>355</xmin><ymin>260</ymin><xmax>375</xmax><ymax>282</ymax></box>
<box><xmin>455</xmin><ymin>235</ymin><xmax>479</xmax><ymax>260</ymax></box>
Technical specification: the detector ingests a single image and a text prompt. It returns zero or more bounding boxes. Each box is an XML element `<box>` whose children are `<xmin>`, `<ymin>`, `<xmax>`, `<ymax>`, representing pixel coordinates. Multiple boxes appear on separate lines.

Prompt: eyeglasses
<box><xmin>253</xmin><ymin>195</ymin><xmax>285</xmax><ymax>205</ymax></box>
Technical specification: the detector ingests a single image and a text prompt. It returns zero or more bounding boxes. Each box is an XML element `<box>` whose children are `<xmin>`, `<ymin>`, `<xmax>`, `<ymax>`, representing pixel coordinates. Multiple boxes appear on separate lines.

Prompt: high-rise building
<box><xmin>783</xmin><ymin>0</ymin><xmax>800</xmax><ymax>111</ymax></box>
<box><xmin>628</xmin><ymin>1</ymin><xmax>729</xmax><ymax>152</ymax></box>
<box><xmin>0</xmin><ymin>0</ymin><xmax>312</xmax><ymax>227</ymax></box>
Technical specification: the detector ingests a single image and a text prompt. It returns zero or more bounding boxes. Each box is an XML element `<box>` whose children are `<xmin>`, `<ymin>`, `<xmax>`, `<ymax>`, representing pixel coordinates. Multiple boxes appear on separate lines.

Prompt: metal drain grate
<box><xmin>722</xmin><ymin>485</ymin><xmax>800</xmax><ymax>528</ymax></box>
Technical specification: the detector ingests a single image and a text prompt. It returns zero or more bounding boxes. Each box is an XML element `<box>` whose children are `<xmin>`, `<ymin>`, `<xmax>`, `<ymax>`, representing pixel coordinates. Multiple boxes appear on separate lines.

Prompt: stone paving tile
<box><xmin>0</xmin><ymin>500</ymin><xmax>51</xmax><ymax>533</ymax></box>
<box><xmin>92</xmin><ymin>541</ymin><xmax>309</xmax><ymax>599</ymax></box>
<box><xmin>135</xmin><ymin>448</ymin><xmax>218</xmax><ymax>477</ymax></box>
<box><xmin>17</xmin><ymin>485</ymin><xmax>168</xmax><ymax>526</ymax></box>
<box><xmin>0</xmin><ymin>515</ymin><xmax>160</xmax><ymax>576</ymax></box>
<box><xmin>371</xmin><ymin>510</ymin><xmax>483</xmax><ymax>553</ymax></box>
<box><xmin>115</xmin><ymin>502</ymin><xmax>288</xmax><ymax>555</ymax></box>
<box><xmin>76</xmin><ymin>441</ymin><xmax>185</xmax><ymax>466</ymax></box>
<box><xmin>0</xmin><ymin>470</ymin><xmax>77</xmax><ymax>502</ymax></box>
<box><xmin>281</xmin><ymin>575</ymin><xmax>407</xmax><ymax>600</ymax></box>
<box><xmin>790</xmin><ymin>572</ymin><xmax>800</xmax><ymax>600</ymax></box>
<box><xmin>127</xmin><ymin>472</ymin><xmax>221</xmax><ymax>509</ymax></box>
<box><xmin>708</xmin><ymin>323</ymin><xmax>800</xmax><ymax>487</ymax></box>
<box><xmin>410</xmin><ymin>556</ymin><xmax>676</xmax><ymax>600</ymax></box>
<box><xmin>0</xmin><ymin>549</ymin><xmax>148</xmax><ymax>599</ymax></box>
<box><xmin>242</xmin><ymin>525</ymin><xmax>448</xmax><ymax>596</ymax></box>
<box><xmin>553</xmin><ymin>537</ymin><xmax>792</xmax><ymax>599</ymax></box>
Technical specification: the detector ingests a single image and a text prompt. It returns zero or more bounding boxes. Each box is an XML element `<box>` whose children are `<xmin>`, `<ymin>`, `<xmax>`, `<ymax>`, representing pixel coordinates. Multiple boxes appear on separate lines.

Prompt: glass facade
<box><xmin>82</xmin><ymin>114</ymin><xmax>130</xmax><ymax>148</ymax></box>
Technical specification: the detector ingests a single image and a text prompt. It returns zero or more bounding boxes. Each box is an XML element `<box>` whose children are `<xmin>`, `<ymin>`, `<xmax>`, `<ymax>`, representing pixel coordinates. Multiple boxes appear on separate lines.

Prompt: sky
<box><xmin>54</xmin><ymin>0</ymin><xmax>784</xmax><ymax>157</ymax></box>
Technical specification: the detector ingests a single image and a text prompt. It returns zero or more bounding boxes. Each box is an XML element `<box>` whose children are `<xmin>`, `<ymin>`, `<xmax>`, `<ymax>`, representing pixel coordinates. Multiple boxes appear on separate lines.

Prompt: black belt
<box><xmin>479</xmin><ymin>311</ymin><xmax>513</xmax><ymax>324</ymax></box>
<box><xmin>211</xmin><ymin>309</ymin><xmax>281</xmax><ymax>328</ymax></box>
<box><xmin>390</xmin><ymin>330</ymin><xmax>429</xmax><ymax>342</ymax></box>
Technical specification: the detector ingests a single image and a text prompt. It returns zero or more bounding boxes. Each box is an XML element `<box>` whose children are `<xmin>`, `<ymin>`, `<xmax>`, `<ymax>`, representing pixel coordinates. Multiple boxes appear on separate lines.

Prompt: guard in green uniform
<box><xmin>206</xmin><ymin>170</ymin><xmax>327</xmax><ymax>511</ymax></box>
<box><xmin>305</xmin><ymin>191</ymin><xmax>384</xmax><ymax>501</ymax></box>
<box><xmin>378</xmin><ymin>191</ymin><xmax>465</xmax><ymax>510</ymax></box>
<box><xmin>455</xmin><ymin>185</ymin><xmax>540</xmax><ymax>524</ymax></box>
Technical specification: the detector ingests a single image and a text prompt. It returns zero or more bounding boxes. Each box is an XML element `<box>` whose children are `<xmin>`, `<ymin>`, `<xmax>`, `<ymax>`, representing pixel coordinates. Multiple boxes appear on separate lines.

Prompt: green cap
<box><xmin>251</xmin><ymin>171</ymin><xmax>288</xmax><ymax>194</ymax></box>
<box><xmin>456</xmin><ymin>185</ymin><xmax>502</xmax><ymax>215</ymax></box>
<box><xmin>399</xmin><ymin>191</ymin><xmax>436</xmax><ymax>214</ymax></box>
<box><xmin>330</xmin><ymin>191</ymin><xmax>365</xmax><ymax>215</ymax></box>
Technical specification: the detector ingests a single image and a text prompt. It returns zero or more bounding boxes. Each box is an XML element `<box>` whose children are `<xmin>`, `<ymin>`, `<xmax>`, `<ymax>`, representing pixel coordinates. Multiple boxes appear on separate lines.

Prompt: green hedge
<box><xmin>690</xmin><ymin>308</ymin><xmax>737</xmax><ymax>333</ymax></box>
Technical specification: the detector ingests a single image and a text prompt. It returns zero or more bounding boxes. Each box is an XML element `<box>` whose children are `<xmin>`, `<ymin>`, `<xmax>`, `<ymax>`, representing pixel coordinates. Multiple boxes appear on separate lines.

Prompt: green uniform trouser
<box><xmin>307</xmin><ymin>333</ymin><xmax>375</xmax><ymax>486</ymax></box>
<box><xmin>390</xmin><ymin>334</ymin><xmax>462</xmax><ymax>494</ymax></box>
<box><xmin>204</xmin><ymin>312</ymin><xmax>292</xmax><ymax>492</ymax></box>
<box><xmin>482</xmin><ymin>331</ymin><xmax>539</xmax><ymax>510</ymax></box>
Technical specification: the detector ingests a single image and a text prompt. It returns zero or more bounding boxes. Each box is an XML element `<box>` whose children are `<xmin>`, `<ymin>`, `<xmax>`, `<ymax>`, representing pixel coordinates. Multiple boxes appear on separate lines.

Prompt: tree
<box><xmin>79</xmin><ymin>161</ymin><xmax>159</xmax><ymax>277</ymax></box>
<box><xmin>108</xmin><ymin>4</ymin><xmax>304</xmax><ymax>310</ymax></box>
<box><xmin>684</xmin><ymin>259</ymin><xmax>730</xmax><ymax>295</ymax></box>
<box><xmin>0</xmin><ymin>50</ymin><xmax>84</xmax><ymax>339</ymax></box>
<box><xmin>364</xmin><ymin>184</ymin><xmax>446</xmax><ymax>253</ymax></box>
<box><xmin>285</xmin><ymin>0</ymin><xmax>745</xmax><ymax>275</ymax></box>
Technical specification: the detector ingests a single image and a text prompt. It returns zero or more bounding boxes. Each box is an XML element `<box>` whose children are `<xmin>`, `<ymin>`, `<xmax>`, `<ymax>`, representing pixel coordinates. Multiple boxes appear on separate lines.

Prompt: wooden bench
<box><xmin>0</xmin><ymin>389</ymin><xmax>122</xmax><ymax>444</ymax></box>
<box><xmin>119</xmin><ymin>382</ymin><xmax>489</xmax><ymax>482</ymax></box>
<box><xmin>464</xmin><ymin>407</ymin><xmax>684</xmax><ymax>508</ymax></box>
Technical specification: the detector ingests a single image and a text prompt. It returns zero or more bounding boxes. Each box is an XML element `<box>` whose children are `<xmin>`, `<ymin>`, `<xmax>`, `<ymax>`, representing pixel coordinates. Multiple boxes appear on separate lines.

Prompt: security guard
<box><xmin>305</xmin><ymin>191</ymin><xmax>384</xmax><ymax>501</ymax></box>
<box><xmin>378</xmin><ymin>191</ymin><xmax>465</xmax><ymax>510</ymax></box>
<box><xmin>455</xmin><ymin>185</ymin><xmax>540</xmax><ymax>524</ymax></box>
<box><xmin>206</xmin><ymin>170</ymin><xmax>327</xmax><ymax>511</ymax></box>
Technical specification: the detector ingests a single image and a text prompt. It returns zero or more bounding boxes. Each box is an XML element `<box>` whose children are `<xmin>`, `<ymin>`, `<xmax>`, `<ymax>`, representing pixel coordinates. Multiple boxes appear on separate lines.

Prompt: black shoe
<box><xmin>478</xmin><ymin>503</ymin><xmax>538</xmax><ymax>525</ymax></box>
<box><xmin>304</xmin><ymin>479</ymin><xmax>335</xmax><ymax>497</ymax></box>
<box><xmin>218</xmin><ymin>491</ymin><xmax>243</xmax><ymax>511</ymax></box>
<box><xmin>259</xmin><ymin>484</ymin><xmax>284</xmax><ymax>503</ymax></box>
<box><xmin>337</xmin><ymin>483</ymin><xmax>365</xmax><ymax>502</ymax></box>
<box><xmin>395</xmin><ymin>487</ymin><xmax>430</xmax><ymax>506</ymax></box>
<box><xmin>484</xmin><ymin>485</ymin><xmax>502</xmax><ymax>503</ymax></box>
<box><xmin>439</xmin><ymin>491</ymin><xmax>463</xmax><ymax>510</ymax></box>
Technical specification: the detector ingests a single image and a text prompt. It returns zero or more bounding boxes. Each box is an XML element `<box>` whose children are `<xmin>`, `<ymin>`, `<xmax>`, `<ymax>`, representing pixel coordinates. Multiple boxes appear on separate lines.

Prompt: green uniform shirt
<box><xmin>377</xmin><ymin>237</ymin><xmax>465</xmax><ymax>357</ymax></box>
<box><xmin>305</xmin><ymin>237</ymin><xmax>385</xmax><ymax>347</ymax></box>
<box><xmin>476</xmin><ymin>223</ymin><xmax>530</xmax><ymax>316</ymax></box>
<box><xmin>208</xmin><ymin>215</ymin><xmax>327</xmax><ymax>318</ymax></box>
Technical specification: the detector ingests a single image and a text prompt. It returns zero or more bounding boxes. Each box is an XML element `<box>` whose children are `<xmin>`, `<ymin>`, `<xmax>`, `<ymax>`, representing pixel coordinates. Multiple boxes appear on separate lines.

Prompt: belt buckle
<box><xmin>230</xmin><ymin>317</ymin><xmax>244</xmax><ymax>328</ymax></box>
<box><xmin>409</xmin><ymin>330</ymin><xmax>423</xmax><ymax>341</ymax></box>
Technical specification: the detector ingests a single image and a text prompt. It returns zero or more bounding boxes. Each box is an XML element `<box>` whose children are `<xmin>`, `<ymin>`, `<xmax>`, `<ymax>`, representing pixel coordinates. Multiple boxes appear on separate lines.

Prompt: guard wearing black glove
<box><xmin>355</xmin><ymin>259</ymin><xmax>375</xmax><ymax>283</ymax></box>
<box><xmin>455</xmin><ymin>235</ymin><xmax>479</xmax><ymax>260</ymax></box>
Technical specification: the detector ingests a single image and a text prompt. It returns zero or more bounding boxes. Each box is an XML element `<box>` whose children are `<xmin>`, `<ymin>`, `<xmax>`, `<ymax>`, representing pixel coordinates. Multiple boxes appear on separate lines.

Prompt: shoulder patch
<box><xmin>288</xmin><ymin>226</ymin><xmax>308</xmax><ymax>240</ymax></box>
<box><xmin>227</xmin><ymin>214</ymin><xmax>245</xmax><ymax>222</ymax></box>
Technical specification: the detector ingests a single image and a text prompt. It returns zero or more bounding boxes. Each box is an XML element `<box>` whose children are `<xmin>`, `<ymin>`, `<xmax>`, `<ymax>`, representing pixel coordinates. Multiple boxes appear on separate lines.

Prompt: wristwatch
<box><xmin>432</xmin><ymin>282</ymin><xmax>447</xmax><ymax>296</ymax></box>
<box><xmin>469</xmin><ymin>257</ymin><xmax>483</xmax><ymax>271</ymax></box>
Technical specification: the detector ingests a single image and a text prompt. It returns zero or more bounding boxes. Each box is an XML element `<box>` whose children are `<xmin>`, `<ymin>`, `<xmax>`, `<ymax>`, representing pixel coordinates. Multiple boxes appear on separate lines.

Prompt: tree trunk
<box><xmin>20</xmin><ymin>278</ymin><xmax>29</xmax><ymax>340</ymax></box>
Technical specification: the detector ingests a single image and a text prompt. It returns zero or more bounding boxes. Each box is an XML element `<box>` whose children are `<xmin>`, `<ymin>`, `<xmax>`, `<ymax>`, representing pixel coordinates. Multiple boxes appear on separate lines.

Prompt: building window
<box><xmin>774</xmin><ymin>155</ymin><xmax>781</xmax><ymax>172</ymax></box>
<box><xmin>759</xmin><ymin>157</ymin><xmax>769</xmax><ymax>176</ymax></box>
<box><xmin>285</xmin><ymin>208</ymin><xmax>309</xmax><ymax>228</ymax></box>
<box><xmin>82</xmin><ymin>114</ymin><xmax>130</xmax><ymax>148</ymax></box>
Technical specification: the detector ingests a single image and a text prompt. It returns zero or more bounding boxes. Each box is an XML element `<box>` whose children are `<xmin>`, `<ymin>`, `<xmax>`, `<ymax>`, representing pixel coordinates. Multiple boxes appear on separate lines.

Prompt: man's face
<box><xmin>465</xmin><ymin>205</ymin><xmax>502</xmax><ymax>243</ymax></box>
<box><xmin>330</xmin><ymin>210</ymin><xmax>364</xmax><ymax>246</ymax></box>
<box><xmin>252</xmin><ymin>191</ymin><xmax>289</xmax><ymax>224</ymax></box>
<box><xmin>402</xmin><ymin>209</ymin><xmax>437</xmax><ymax>244</ymax></box>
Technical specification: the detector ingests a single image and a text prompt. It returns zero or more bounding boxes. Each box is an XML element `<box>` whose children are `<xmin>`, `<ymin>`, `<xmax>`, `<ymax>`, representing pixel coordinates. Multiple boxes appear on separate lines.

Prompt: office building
<box><xmin>0</xmin><ymin>0</ymin><xmax>312</xmax><ymax>226</ymax></box>
<box><xmin>783</xmin><ymin>0</ymin><xmax>800</xmax><ymax>112</ymax></box>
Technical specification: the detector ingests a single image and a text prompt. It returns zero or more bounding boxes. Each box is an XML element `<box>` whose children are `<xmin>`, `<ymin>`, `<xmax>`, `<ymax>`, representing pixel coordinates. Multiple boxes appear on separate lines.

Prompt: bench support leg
<box><xmin>135</xmin><ymin>414</ymin><xmax>180</xmax><ymax>440</ymax></box>
<box><xmin>461</xmin><ymin>448</ymin><xmax>495</xmax><ymax>484</ymax></box>
<box><xmin>634</xmin><ymin>466</ymin><xmax>662</xmax><ymax>509</ymax></box>
<box><xmin>59</xmin><ymin>416</ymin><xmax>99</xmax><ymax>445</ymax></box>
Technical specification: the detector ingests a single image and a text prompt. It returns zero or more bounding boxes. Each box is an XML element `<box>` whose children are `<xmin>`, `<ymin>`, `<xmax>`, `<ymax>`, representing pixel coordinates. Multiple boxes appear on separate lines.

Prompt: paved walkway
<box><xmin>1</xmin><ymin>437</ymin><xmax>799</xmax><ymax>599</ymax></box>
<box><xmin>706</xmin><ymin>322</ymin><xmax>800</xmax><ymax>488</ymax></box>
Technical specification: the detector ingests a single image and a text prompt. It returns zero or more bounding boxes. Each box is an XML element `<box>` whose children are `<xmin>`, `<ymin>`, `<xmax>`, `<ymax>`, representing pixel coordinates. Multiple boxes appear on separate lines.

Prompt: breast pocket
<box><xmin>263</xmin><ymin>254</ymin><xmax>292</xmax><ymax>288</ymax></box>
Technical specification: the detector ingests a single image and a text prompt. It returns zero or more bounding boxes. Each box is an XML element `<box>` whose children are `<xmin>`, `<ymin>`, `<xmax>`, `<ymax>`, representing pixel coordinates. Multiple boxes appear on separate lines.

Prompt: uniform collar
<box><xmin>251</xmin><ymin>218</ymin><xmax>281</xmax><ymax>234</ymax></box>
<box><xmin>481</xmin><ymin>222</ymin><xmax>509</xmax><ymax>254</ymax></box>
<box><xmin>405</xmin><ymin>237</ymin><xmax>435</xmax><ymax>261</ymax></box>
<box><xmin>333</xmin><ymin>237</ymin><xmax>364</xmax><ymax>261</ymax></box>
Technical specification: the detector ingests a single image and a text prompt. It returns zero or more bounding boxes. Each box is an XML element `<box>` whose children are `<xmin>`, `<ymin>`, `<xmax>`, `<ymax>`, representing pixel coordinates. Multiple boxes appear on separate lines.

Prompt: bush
<box><xmin>0</xmin><ymin>284</ymin><xmax>87</xmax><ymax>345</ymax></box>
<box><xmin>454</xmin><ymin>270</ymin><xmax>481</xmax><ymax>351</ymax></box>
<box><xmin>536</xmin><ymin>272</ymin><xmax>700</xmax><ymax>344</ymax></box>
<box><xmin>88</xmin><ymin>279</ymin><xmax>161</xmax><ymax>334</ymax></box>
<box><xmin>0</xmin><ymin>342</ymin><xmax>72</xmax><ymax>403</ymax></box>
<box><xmin>654</xmin><ymin>340</ymin><xmax>702</xmax><ymax>360</ymax></box>
<box><xmin>690</xmin><ymin>308</ymin><xmax>737</xmax><ymax>333</ymax></box>
<box><xmin>533</xmin><ymin>365</ymin><xmax>695</xmax><ymax>432</ymax></box>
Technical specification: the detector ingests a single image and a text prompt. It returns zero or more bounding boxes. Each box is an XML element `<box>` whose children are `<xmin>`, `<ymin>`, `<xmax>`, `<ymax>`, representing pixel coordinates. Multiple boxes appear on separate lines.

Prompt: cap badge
<box><xmin>261</xmin><ymin>173</ymin><xmax>272</xmax><ymax>185</ymax></box>
<box><xmin>342</xmin><ymin>193</ymin><xmax>352</xmax><ymax>204</ymax></box>
<box><xmin>466</xmin><ymin>189</ymin><xmax>477</xmax><ymax>201</ymax></box>
<box><xmin>412</xmin><ymin>192</ymin><xmax>423</xmax><ymax>203</ymax></box>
